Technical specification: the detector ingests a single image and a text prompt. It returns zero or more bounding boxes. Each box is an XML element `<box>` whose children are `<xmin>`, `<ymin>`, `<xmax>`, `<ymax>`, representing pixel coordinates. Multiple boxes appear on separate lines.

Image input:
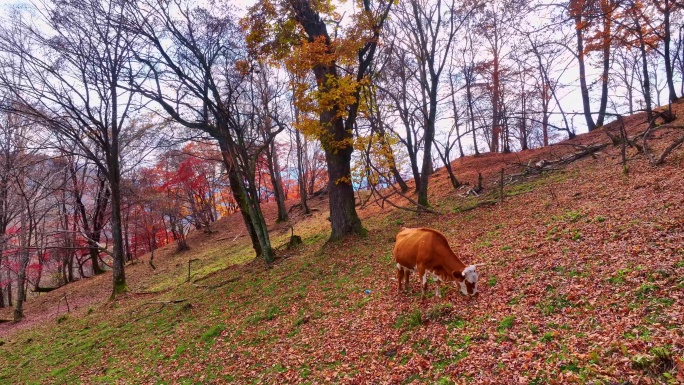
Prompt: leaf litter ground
<box><xmin>0</xmin><ymin>106</ymin><xmax>683</xmax><ymax>384</ymax></box>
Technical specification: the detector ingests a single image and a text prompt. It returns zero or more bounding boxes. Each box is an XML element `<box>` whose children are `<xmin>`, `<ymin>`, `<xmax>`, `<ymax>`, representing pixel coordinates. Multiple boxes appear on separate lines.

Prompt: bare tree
<box><xmin>252</xmin><ymin>63</ymin><xmax>289</xmax><ymax>223</ymax></box>
<box><xmin>10</xmin><ymin>134</ymin><xmax>62</xmax><ymax>321</ymax></box>
<box><xmin>0</xmin><ymin>0</ymin><xmax>151</xmax><ymax>298</ymax></box>
<box><xmin>393</xmin><ymin>0</ymin><xmax>471</xmax><ymax>207</ymax></box>
<box><xmin>124</xmin><ymin>0</ymin><xmax>283</xmax><ymax>262</ymax></box>
<box><xmin>376</xmin><ymin>42</ymin><xmax>424</xmax><ymax>189</ymax></box>
<box><xmin>0</xmin><ymin>99</ymin><xmax>24</xmax><ymax>308</ymax></box>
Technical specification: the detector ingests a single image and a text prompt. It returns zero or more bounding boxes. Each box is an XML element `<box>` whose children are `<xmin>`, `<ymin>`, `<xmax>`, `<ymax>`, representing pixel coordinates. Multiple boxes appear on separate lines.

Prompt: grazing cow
<box><xmin>393</xmin><ymin>227</ymin><xmax>480</xmax><ymax>299</ymax></box>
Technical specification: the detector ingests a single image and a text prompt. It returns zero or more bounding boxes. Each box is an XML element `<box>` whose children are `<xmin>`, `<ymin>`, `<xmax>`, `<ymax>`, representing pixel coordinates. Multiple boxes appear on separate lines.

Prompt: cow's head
<box><xmin>453</xmin><ymin>265</ymin><xmax>480</xmax><ymax>296</ymax></box>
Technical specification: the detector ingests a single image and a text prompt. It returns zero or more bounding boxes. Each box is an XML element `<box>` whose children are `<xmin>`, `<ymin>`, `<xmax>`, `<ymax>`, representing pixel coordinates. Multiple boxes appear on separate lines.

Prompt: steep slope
<box><xmin>0</xmin><ymin>105</ymin><xmax>683</xmax><ymax>384</ymax></box>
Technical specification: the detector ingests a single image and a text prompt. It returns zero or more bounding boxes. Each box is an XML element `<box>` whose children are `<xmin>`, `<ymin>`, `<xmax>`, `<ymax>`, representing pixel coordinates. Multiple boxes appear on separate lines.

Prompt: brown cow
<box><xmin>393</xmin><ymin>227</ymin><xmax>480</xmax><ymax>299</ymax></box>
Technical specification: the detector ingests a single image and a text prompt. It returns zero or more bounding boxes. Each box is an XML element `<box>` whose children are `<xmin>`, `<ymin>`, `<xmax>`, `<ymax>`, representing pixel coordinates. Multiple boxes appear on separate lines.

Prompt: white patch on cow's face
<box><xmin>460</xmin><ymin>265</ymin><xmax>479</xmax><ymax>296</ymax></box>
<box><xmin>459</xmin><ymin>280</ymin><xmax>468</xmax><ymax>295</ymax></box>
<box><xmin>463</xmin><ymin>265</ymin><xmax>478</xmax><ymax>283</ymax></box>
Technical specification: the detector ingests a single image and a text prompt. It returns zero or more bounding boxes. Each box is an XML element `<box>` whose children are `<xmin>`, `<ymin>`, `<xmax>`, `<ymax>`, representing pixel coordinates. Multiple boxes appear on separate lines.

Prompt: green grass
<box><xmin>538</xmin><ymin>294</ymin><xmax>573</xmax><ymax>316</ymax></box>
<box><xmin>498</xmin><ymin>315</ymin><xmax>515</xmax><ymax>332</ymax></box>
<box><xmin>608</xmin><ymin>269</ymin><xmax>629</xmax><ymax>285</ymax></box>
<box><xmin>540</xmin><ymin>332</ymin><xmax>555</xmax><ymax>343</ymax></box>
<box><xmin>635</xmin><ymin>283</ymin><xmax>659</xmax><ymax>300</ymax></box>
<box><xmin>395</xmin><ymin>309</ymin><xmax>423</xmax><ymax>330</ymax></box>
<box><xmin>0</xmin><ymin>155</ymin><xmax>681</xmax><ymax>384</ymax></box>
<box><xmin>200</xmin><ymin>323</ymin><xmax>226</xmax><ymax>343</ymax></box>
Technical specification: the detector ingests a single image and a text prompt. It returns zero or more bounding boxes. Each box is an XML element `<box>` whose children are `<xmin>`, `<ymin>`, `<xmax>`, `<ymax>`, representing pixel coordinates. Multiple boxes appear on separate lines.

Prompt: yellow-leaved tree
<box><xmin>245</xmin><ymin>0</ymin><xmax>393</xmax><ymax>240</ymax></box>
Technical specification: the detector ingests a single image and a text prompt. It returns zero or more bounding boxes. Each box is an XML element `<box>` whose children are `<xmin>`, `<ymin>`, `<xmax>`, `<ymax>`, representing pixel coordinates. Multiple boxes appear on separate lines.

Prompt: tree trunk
<box><xmin>108</xmin><ymin>83</ymin><xmax>128</xmax><ymax>298</ymax></box>
<box><xmin>467</xmin><ymin>78</ymin><xmax>479</xmax><ymax>155</ymax></box>
<box><xmin>289</xmin><ymin>0</ymin><xmax>365</xmax><ymax>240</ymax></box>
<box><xmin>0</xmin><ymin>176</ymin><xmax>6</xmax><ymax>308</ymax></box>
<box><xmin>241</xmin><ymin>160</ymin><xmax>275</xmax><ymax>262</ymax></box>
<box><xmin>267</xmin><ymin>141</ymin><xmax>288</xmax><ymax>222</ymax></box>
<box><xmin>219</xmin><ymin>128</ymin><xmax>274</xmax><ymax>262</ymax></box>
<box><xmin>398</xmin><ymin>57</ymin><xmax>421</xmax><ymax>189</ymax></box>
<box><xmin>491</xmin><ymin>54</ymin><xmax>501</xmax><ymax>153</ymax></box>
<box><xmin>595</xmin><ymin>4</ymin><xmax>611</xmax><ymax>127</ymax></box>
<box><xmin>663</xmin><ymin>0</ymin><xmax>678</xmax><ymax>102</ymax></box>
<box><xmin>417</xmin><ymin>83</ymin><xmax>438</xmax><ymax>207</ymax></box>
<box><xmin>575</xmin><ymin>15</ymin><xmax>597</xmax><ymax>131</ymax></box>
<box><xmin>326</xmin><ymin>137</ymin><xmax>365</xmax><ymax>240</ymax></box>
<box><xmin>637</xmin><ymin>26</ymin><xmax>654</xmax><ymax>126</ymax></box>
<box><xmin>380</xmin><ymin>135</ymin><xmax>409</xmax><ymax>193</ymax></box>
<box><xmin>542</xmin><ymin>87</ymin><xmax>549</xmax><ymax>147</ymax></box>
<box><xmin>13</xmin><ymin>252</ymin><xmax>28</xmax><ymax>321</ymax></box>
<box><xmin>219</xmin><ymin>141</ymin><xmax>263</xmax><ymax>257</ymax></box>
<box><xmin>14</xmin><ymin>212</ymin><xmax>29</xmax><ymax>322</ymax></box>
<box><xmin>294</xmin><ymin>128</ymin><xmax>311</xmax><ymax>214</ymax></box>
<box><xmin>443</xmin><ymin>154</ymin><xmax>460</xmax><ymax>190</ymax></box>
<box><xmin>71</xmin><ymin>166</ymin><xmax>108</xmax><ymax>275</ymax></box>
<box><xmin>0</xmin><ymin>243</ymin><xmax>4</xmax><ymax>308</ymax></box>
<box><xmin>450</xmin><ymin>75</ymin><xmax>465</xmax><ymax>158</ymax></box>
<box><xmin>108</xmin><ymin>177</ymin><xmax>128</xmax><ymax>298</ymax></box>
<box><xmin>6</xmin><ymin>271</ymin><xmax>11</xmax><ymax>307</ymax></box>
<box><xmin>67</xmin><ymin>249</ymin><xmax>74</xmax><ymax>282</ymax></box>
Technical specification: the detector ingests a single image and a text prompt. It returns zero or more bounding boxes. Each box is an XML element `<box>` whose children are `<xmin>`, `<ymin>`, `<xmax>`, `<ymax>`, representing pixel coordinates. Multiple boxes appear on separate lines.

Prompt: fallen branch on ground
<box><xmin>526</xmin><ymin>143</ymin><xmax>610</xmax><ymax>175</ymax></box>
<box><xmin>193</xmin><ymin>276</ymin><xmax>240</xmax><ymax>289</ymax></box>
<box><xmin>133</xmin><ymin>299</ymin><xmax>190</xmax><ymax>322</ymax></box>
<box><xmin>459</xmin><ymin>188</ymin><xmax>480</xmax><ymax>198</ymax></box>
<box><xmin>641</xmin><ymin>124</ymin><xmax>684</xmax><ymax>165</ymax></box>
<box><xmin>32</xmin><ymin>286</ymin><xmax>61</xmax><ymax>293</ymax></box>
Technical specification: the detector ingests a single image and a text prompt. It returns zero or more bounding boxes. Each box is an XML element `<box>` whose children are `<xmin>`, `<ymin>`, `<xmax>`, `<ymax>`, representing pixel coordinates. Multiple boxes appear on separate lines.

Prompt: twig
<box><xmin>187</xmin><ymin>258</ymin><xmax>200</xmax><ymax>283</ymax></box>
<box><xmin>57</xmin><ymin>293</ymin><xmax>70</xmax><ymax>313</ymax></box>
<box><xmin>365</xmin><ymin>159</ymin><xmax>439</xmax><ymax>214</ymax></box>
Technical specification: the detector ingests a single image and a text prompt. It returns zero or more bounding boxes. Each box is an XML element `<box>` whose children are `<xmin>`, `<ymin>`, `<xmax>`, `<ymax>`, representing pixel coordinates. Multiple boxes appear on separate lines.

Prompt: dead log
<box><xmin>312</xmin><ymin>186</ymin><xmax>328</xmax><ymax>197</ymax></box>
<box><xmin>32</xmin><ymin>286</ymin><xmax>61</xmax><ymax>293</ymax></box>
<box><xmin>534</xmin><ymin>143</ymin><xmax>609</xmax><ymax>171</ymax></box>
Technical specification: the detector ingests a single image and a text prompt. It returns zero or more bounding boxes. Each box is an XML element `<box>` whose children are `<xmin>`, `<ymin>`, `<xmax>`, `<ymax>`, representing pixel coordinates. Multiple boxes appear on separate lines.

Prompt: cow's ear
<box><xmin>453</xmin><ymin>271</ymin><xmax>463</xmax><ymax>279</ymax></box>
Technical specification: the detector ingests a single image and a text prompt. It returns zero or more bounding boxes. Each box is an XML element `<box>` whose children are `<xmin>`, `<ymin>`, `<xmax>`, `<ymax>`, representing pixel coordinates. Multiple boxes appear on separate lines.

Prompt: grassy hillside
<box><xmin>0</xmin><ymin>108</ymin><xmax>683</xmax><ymax>384</ymax></box>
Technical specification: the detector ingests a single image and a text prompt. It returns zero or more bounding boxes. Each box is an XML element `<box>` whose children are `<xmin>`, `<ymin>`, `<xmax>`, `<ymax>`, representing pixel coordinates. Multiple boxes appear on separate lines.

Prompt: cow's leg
<box><xmin>404</xmin><ymin>270</ymin><xmax>411</xmax><ymax>293</ymax></box>
<box><xmin>397</xmin><ymin>266</ymin><xmax>404</xmax><ymax>294</ymax></box>
<box><xmin>418</xmin><ymin>267</ymin><xmax>427</xmax><ymax>301</ymax></box>
<box><xmin>435</xmin><ymin>281</ymin><xmax>442</xmax><ymax>298</ymax></box>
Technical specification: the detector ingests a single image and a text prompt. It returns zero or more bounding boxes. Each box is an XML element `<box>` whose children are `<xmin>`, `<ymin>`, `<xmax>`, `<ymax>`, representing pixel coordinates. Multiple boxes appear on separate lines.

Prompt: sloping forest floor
<box><xmin>0</xmin><ymin>104</ymin><xmax>683</xmax><ymax>384</ymax></box>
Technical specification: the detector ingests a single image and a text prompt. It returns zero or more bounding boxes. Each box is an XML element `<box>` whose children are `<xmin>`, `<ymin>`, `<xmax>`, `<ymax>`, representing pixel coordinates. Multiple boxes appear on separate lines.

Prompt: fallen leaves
<box><xmin>2</xmin><ymin>111</ymin><xmax>684</xmax><ymax>384</ymax></box>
